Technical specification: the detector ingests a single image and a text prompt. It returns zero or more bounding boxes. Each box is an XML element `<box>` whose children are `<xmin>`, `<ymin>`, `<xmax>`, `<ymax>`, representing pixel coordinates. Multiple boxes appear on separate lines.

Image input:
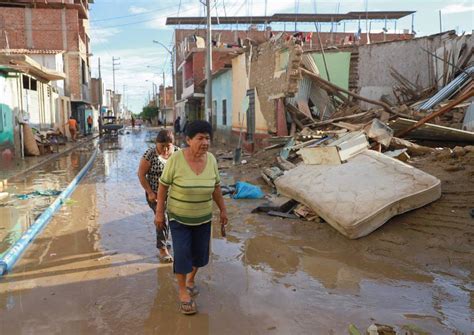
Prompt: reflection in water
<box><xmin>0</xmin><ymin>144</ymin><xmax>94</xmax><ymax>257</ymax></box>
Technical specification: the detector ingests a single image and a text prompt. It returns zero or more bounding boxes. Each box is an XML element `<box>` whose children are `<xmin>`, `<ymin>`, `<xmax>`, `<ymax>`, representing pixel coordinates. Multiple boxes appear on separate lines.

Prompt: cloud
<box><xmin>89</xmin><ymin>27</ymin><xmax>121</xmax><ymax>45</ymax></box>
<box><xmin>91</xmin><ymin>47</ymin><xmax>170</xmax><ymax>112</ymax></box>
<box><xmin>441</xmin><ymin>3</ymin><xmax>474</xmax><ymax>14</ymax></box>
<box><xmin>129</xmin><ymin>6</ymin><xmax>148</xmax><ymax>14</ymax></box>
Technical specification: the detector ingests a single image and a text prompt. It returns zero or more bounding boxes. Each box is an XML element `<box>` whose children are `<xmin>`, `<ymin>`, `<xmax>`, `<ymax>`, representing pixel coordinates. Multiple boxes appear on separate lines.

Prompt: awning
<box><xmin>0</xmin><ymin>54</ymin><xmax>66</xmax><ymax>82</ymax></box>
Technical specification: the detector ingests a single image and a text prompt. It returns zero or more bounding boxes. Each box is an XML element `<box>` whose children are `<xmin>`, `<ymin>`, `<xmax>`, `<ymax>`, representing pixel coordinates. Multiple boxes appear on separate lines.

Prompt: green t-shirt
<box><xmin>159</xmin><ymin>150</ymin><xmax>220</xmax><ymax>225</ymax></box>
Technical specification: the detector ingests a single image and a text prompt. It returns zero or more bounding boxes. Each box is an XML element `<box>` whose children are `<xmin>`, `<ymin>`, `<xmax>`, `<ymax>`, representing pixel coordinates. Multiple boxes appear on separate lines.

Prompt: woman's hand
<box><xmin>220</xmin><ymin>209</ymin><xmax>228</xmax><ymax>237</ymax></box>
<box><xmin>147</xmin><ymin>191</ymin><xmax>157</xmax><ymax>203</ymax></box>
<box><xmin>154</xmin><ymin>211</ymin><xmax>165</xmax><ymax>230</ymax></box>
<box><xmin>220</xmin><ymin>209</ymin><xmax>228</xmax><ymax>226</ymax></box>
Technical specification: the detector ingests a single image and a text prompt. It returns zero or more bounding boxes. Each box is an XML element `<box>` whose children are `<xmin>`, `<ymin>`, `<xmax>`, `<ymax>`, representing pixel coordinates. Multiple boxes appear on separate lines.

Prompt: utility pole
<box><xmin>205</xmin><ymin>0</ymin><xmax>212</xmax><ymax>123</ymax></box>
<box><xmin>98</xmin><ymin>57</ymin><xmax>102</xmax><ymax>117</ymax></box>
<box><xmin>112</xmin><ymin>56</ymin><xmax>120</xmax><ymax>93</ymax></box>
<box><xmin>439</xmin><ymin>10</ymin><xmax>442</xmax><ymax>33</ymax></box>
<box><xmin>163</xmin><ymin>72</ymin><xmax>166</xmax><ymax>108</ymax></box>
<box><xmin>112</xmin><ymin>56</ymin><xmax>120</xmax><ymax>117</ymax></box>
<box><xmin>123</xmin><ymin>84</ymin><xmax>126</xmax><ymax>117</ymax></box>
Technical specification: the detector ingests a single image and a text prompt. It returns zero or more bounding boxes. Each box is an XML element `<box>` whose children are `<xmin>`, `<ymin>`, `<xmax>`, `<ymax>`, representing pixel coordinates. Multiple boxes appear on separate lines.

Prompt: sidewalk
<box><xmin>0</xmin><ymin>133</ymin><xmax>100</xmax><ymax>182</ymax></box>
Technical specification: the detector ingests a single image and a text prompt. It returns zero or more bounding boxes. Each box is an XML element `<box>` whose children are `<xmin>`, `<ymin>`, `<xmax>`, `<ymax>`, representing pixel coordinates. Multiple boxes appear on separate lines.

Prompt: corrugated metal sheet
<box><xmin>286</xmin><ymin>77</ymin><xmax>313</xmax><ymax>120</ymax></box>
<box><xmin>462</xmin><ymin>102</ymin><xmax>474</xmax><ymax>132</ymax></box>
<box><xmin>418</xmin><ymin>65</ymin><xmax>474</xmax><ymax>110</ymax></box>
<box><xmin>301</xmin><ymin>54</ymin><xmax>320</xmax><ymax>75</ymax></box>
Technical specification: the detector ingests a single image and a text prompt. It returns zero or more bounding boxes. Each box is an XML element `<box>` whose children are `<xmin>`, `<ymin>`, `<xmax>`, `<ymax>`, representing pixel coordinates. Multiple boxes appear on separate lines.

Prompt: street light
<box><xmin>153</xmin><ymin>40</ymin><xmax>176</xmax><ymax>122</ymax></box>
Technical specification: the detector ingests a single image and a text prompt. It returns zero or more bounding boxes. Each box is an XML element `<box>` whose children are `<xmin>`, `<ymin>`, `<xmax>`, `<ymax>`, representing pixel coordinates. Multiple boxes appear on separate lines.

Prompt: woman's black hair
<box><xmin>156</xmin><ymin>129</ymin><xmax>174</xmax><ymax>143</ymax></box>
<box><xmin>185</xmin><ymin>120</ymin><xmax>212</xmax><ymax>139</ymax></box>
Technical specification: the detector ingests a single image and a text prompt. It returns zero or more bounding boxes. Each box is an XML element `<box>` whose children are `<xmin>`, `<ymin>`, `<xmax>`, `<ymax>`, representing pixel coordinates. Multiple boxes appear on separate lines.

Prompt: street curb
<box><xmin>0</xmin><ymin>146</ymin><xmax>99</xmax><ymax>276</ymax></box>
<box><xmin>6</xmin><ymin>134</ymin><xmax>100</xmax><ymax>183</ymax></box>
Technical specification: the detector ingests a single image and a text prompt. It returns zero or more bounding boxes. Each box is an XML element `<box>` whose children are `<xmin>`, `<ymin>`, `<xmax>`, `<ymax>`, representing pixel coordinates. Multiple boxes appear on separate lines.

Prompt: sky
<box><xmin>88</xmin><ymin>0</ymin><xmax>474</xmax><ymax>114</ymax></box>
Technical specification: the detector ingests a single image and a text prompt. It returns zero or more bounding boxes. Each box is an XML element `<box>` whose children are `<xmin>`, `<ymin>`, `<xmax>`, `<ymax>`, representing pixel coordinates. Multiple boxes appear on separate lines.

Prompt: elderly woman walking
<box><xmin>155</xmin><ymin>120</ymin><xmax>228</xmax><ymax>315</ymax></box>
<box><xmin>138</xmin><ymin>129</ymin><xmax>178</xmax><ymax>262</ymax></box>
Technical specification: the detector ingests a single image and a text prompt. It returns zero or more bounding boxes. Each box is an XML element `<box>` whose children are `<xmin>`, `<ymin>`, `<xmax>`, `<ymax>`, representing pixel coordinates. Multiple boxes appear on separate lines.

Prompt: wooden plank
<box><xmin>390</xmin><ymin>118</ymin><xmax>474</xmax><ymax>142</ymax></box>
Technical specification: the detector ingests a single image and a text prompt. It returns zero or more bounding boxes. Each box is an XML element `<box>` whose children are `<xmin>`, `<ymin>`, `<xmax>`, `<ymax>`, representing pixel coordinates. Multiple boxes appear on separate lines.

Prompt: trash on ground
<box><xmin>233</xmin><ymin>181</ymin><xmax>264</xmax><ymax>199</ymax></box>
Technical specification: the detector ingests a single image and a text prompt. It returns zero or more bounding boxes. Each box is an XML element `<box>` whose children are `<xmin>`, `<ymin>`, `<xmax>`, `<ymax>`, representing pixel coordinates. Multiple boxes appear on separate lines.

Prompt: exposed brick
<box><xmin>0</xmin><ymin>5</ymin><xmax>89</xmax><ymax>102</ymax></box>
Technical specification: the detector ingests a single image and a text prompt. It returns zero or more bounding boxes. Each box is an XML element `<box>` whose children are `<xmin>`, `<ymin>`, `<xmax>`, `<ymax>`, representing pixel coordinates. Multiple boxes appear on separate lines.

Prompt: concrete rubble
<box><xmin>221</xmin><ymin>31</ymin><xmax>474</xmax><ymax>238</ymax></box>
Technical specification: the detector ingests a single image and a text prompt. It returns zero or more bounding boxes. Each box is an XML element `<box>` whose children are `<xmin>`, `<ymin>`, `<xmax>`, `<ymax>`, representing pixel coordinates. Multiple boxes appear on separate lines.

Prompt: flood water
<box><xmin>0</xmin><ymin>128</ymin><xmax>471</xmax><ymax>335</ymax></box>
<box><xmin>0</xmin><ymin>144</ymin><xmax>93</xmax><ymax>258</ymax></box>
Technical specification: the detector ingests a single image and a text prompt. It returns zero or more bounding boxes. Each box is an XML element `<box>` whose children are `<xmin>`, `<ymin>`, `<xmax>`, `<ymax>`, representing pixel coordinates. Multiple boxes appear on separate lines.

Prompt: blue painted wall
<box><xmin>0</xmin><ymin>74</ymin><xmax>15</xmax><ymax>151</ymax></box>
<box><xmin>210</xmin><ymin>70</ymin><xmax>233</xmax><ymax>132</ymax></box>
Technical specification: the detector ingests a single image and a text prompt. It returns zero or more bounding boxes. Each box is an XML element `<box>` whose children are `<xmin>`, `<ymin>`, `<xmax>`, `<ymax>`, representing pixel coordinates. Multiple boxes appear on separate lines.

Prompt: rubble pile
<box><xmin>239</xmin><ymin>48</ymin><xmax>474</xmax><ymax>239</ymax></box>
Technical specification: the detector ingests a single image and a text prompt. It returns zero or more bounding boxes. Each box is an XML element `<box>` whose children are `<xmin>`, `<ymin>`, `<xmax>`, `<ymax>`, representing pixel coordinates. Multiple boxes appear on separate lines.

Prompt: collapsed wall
<box><xmin>357</xmin><ymin>31</ymin><xmax>474</xmax><ymax>109</ymax></box>
<box><xmin>248</xmin><ymin>36</ymin><xmax>303</xmax><ymax>133</ymax></box>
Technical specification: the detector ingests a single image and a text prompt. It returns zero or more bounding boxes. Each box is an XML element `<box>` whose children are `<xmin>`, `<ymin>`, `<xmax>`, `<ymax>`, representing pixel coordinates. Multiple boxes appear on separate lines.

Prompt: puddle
<box><xmin>0</xmin><ymin>144</ymin><xmax>95</xmax><ymax>257</ymax></box>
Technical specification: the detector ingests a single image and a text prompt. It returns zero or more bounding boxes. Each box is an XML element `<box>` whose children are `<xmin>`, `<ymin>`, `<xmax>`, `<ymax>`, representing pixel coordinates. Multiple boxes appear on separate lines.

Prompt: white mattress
<box><xmin>275</xmin><ymin>150</ymin><xmax>441</xmax><ymax>239</ymax></box>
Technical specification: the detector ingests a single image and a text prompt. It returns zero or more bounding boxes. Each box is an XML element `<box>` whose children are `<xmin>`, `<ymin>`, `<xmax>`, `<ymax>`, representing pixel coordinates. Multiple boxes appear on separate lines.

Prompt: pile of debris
<box><xmin>254</xmin><ymin>53</ymin><xmax>473</xmax><ymax>239</ymax></box>
<box><xmin>22</xmin><ymin>124</ymin><xmax>67</xmax><ymax>156</ymax></box>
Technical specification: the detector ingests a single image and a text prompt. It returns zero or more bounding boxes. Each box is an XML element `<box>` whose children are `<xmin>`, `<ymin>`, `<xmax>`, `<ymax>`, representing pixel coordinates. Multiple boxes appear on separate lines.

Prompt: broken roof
<box><xmin>167</xmin><ymin>11</ymin><xmax>415</xmax><ymax>25</ymax></box>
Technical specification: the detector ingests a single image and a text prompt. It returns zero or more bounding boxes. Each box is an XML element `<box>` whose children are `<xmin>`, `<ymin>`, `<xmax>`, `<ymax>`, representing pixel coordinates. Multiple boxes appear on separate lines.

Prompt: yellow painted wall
<box><xmin>231</xmin><ymin>53</ymin><xmax>268</xmax><ymax>134</ymax></box>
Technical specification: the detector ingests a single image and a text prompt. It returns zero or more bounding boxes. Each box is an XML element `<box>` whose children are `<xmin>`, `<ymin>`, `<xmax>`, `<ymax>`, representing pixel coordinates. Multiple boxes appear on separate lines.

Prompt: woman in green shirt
<box><xmin>155</xmin><ymin>120</ymin><xmax>228</xmax><ymax>315</ymax></box>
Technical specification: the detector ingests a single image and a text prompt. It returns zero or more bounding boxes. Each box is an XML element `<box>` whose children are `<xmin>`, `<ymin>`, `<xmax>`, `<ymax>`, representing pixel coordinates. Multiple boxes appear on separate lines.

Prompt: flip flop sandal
<box><xmin>159</xmin><ymin>254</ymin><xmax>173</xmax><ymax>263</ymax></box>
<box><xmin>186</xmin><ymin>286</ymin><xmax>199</xmax><ymax>297</ymax></box>
<box><xmin>179</xmin><ymin>299</ymin><xmax>197</xmax><ymax>315</ymax></box>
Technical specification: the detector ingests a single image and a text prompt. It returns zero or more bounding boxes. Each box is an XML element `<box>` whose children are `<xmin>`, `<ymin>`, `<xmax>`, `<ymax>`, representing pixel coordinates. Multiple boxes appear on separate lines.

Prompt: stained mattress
<box><xmin>275</xmin><ymin>150</ymin><xmax>441</xmax><ymax>239</ymax></box>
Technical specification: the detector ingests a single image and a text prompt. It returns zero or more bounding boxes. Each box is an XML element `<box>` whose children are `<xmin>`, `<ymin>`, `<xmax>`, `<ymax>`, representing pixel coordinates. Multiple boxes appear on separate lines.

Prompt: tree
<box><xmin>141</xmin><ymin>105</ymin><xmax>159</xmax><ymax>121</ymax></box>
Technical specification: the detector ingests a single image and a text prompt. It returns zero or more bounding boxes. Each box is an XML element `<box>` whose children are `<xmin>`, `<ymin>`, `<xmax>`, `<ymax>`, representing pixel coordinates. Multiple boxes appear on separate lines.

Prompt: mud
<box><xmin>0</xmin><ymin>129</ymin><xmax>472</xmax><ymax>334</ymax></box>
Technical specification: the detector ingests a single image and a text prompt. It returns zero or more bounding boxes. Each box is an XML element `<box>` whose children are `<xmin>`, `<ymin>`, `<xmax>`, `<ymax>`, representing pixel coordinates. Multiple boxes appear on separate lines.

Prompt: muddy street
<box><xmin>0</xmin><ymin>129</ymin><xmax>472</xmax><ymax>335</ymax></box>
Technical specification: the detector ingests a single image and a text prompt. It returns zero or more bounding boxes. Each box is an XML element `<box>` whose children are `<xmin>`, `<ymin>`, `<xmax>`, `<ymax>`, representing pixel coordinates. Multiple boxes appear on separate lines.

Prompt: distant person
<box><xmin>138</xmin><ymin>129</ymin><xmax>179</xmax><ymax>263</ymax></box>
<box><xmin>182</xmin><ymin>117</ymin><xmax>188</xmax><ymax>135</ymax></box>
<box><xmin>87</xmin><ymin>115</ymin><xmax>93</xmax><ymax>135</ymax></box>
<box><xmin>174</xmin><ymin>116</ymin><xmax>181</xmax><ymax>135</ymax></box>
<box><xmin>155</xmin><ymin>120</ymin><xmax>228</xmax><ymax>315</ymax></box>
<box><xmin>66</xmin><ymin>116</ymin><xmax>78</xmax><ymax>141</ymax></box>
<box><xmin>131</xmin><ymin>115</ymin><xmax>135</xmax><ymax>128</ymax></box>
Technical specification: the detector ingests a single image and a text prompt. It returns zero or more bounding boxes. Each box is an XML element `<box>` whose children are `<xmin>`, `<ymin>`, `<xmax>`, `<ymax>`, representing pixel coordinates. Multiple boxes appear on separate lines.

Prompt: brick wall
<box><xmin>67</xmin><ymin>54</ymin><xmax>81</xmax><ymax>100</ymax></box>
<box><xmin>174</xmin><ymin>28</ymin><xmax>413</xmax><ymax>66</ymax></box>
<box><xmin>249</xmin><ymin>39</ymin><xmax>302</xmax><ymax>132</ymax></box>
<box><xmin>0</xmin><ymin>6</ymin><xmax>86</xmax><ymax>101</ymax></box>
<box><xmin>159</xmin><ymin>85</ymin><xmax>174</xmax><ymax>108</ymax></box>
<box><xmin>0</xmin><ymin>9</ymin><xmax>27</xmax><ymax>49</ymax></box>
<box><xmin>191</xmin><ymin>50</ymin><xmax>233</xmax><ymax>92</ymax></box>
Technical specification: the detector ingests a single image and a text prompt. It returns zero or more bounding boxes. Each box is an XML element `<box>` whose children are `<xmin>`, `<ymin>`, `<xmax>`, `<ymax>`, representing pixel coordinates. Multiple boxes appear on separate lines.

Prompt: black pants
<box><xmin>146</xmin><ymin>194</ymin><xmax>170</xmax><ymax>249</ymax></box>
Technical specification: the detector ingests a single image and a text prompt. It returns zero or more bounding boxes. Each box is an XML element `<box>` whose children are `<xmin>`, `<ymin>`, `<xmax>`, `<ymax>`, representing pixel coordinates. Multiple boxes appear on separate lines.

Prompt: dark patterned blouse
<box><xmin>142</xmin><ymin>146</ymin><xmax>178</xmax><ymax>193</ymax></box>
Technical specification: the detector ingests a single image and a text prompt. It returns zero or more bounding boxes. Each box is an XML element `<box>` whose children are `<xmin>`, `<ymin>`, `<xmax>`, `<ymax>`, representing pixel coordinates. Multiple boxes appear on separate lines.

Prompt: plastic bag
<box><xmin>233</xmin><ymin>181</ymin><xmax>264</xmax><ymax>199</ymax></box>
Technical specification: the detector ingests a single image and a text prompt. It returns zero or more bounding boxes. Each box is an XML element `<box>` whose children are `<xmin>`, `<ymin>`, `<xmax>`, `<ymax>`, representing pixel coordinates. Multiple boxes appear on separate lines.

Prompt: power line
<box><xmin>2</xmin><ymin>3</ymin><xmax>201</xmax><ymax>31</ymax></box>
<box><xmin>91</xmin><ymin>2</ymin><xmax>193</xmax><ymax>22</ymax></box>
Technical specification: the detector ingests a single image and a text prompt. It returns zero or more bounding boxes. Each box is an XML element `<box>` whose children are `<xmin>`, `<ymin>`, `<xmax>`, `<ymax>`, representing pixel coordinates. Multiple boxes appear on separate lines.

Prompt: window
<box><xmin>222</xmin><ymin>99</ymin><xmax>227</xmax><ymax>126</ymax></box>
<box><xmin>22</xmin><ymin>75</ymin><xmax>30</xmax><ymax>89</ymax></box>
<box><xmin>22</xmin><ymin>75</ymin><xmax>37</xmax><ymax>91</ymax></box>
<box><xmin>212</xmin><ymin>100</ymin><xmax>217</xmax><ymax>130</ymax></box>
